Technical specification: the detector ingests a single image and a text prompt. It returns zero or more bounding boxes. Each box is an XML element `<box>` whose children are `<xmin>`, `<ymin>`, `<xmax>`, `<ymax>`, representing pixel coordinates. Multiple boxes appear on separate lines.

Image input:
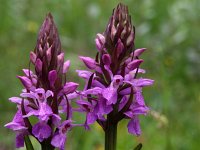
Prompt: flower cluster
<box><xmin>5</xmin><ymin>14</ymin><xmax>78</xmax><ymax>150</ymax></box>
<box><xmin>77</xmin><ymin>3</ymin><xmax>154</xmax><ymax>135</ymax></box>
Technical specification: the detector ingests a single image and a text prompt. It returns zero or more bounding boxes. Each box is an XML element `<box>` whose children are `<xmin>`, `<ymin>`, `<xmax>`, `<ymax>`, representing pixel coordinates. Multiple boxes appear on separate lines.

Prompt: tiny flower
<box><xmin>51</xmin><ymin>120</ymin><xmax>73</xmax><ymax>150</ymax></box>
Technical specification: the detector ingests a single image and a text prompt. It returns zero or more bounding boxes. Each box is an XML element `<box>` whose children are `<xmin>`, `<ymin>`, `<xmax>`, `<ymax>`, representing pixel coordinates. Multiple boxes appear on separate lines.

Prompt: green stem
<box><xmin>105</xmin><ymin>121</ymin><xmax>118</xmax><ymax>150</ymax></box>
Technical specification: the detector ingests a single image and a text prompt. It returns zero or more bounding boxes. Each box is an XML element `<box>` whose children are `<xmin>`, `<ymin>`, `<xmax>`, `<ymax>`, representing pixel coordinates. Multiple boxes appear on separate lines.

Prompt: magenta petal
<box><xmin>134</xmin><ymin>48</ymin><xmax>146</xmax><ymax>57</ymax></box>
<box><xmin>38</xmin><ymin>102</ymin><xmax>53</xmax><ymax>121</ymax></box>
<box><xmin>5</xmin><ymin>122</ymin><xmax>27</xmax><ymax>131</ymax></box>
<box><xmin>52</xmin><ymin>114</ymin><xmax>61</xmax><ymax>127</ymax></box>
<box><xmin>45</xmin><ymin>90</ymin><xmax>54</xmax><ymax>99</ymax></box>
<box><xmin>98</xmin><ymin>97</ymin><xmax>113</xmax><ymax>115</ymax></box>
<box><xmin>16</xmin><ymin>133</ymin><xmax>25</xmax><ymax>148</ymax></box>
<box><xmin>87</xmin><ymin>112</ymin><xmax>97</xmax><ymax>124</ymax></box>
<box><xmin>102</xmin><ymin>87</ymin><xmax>117</xmax><ymax>105</ymax></box>
<box><xmin>5</xmin><ymin>110</ymin><xmax>26</xmax><ymax>131</ymax></box>
<box><xmin>119</xmin><ymin>96</ymin><xmax>128</xmax><ymax>111</ymax></box>
<box><xmin>32</xmin><ymin>122</ymin><xmax>51</xmax><ymax>142</ymax></box>
<box><xmin>51</xmin><ymin>132</ymin><xmax>66</xmax><ymax>150</ymax></box>
<box><xmin>76</xmin><ymin>70</ymin><xmax>93</xmax><ymax>79</ymax></box>
<box><xmin>9</xmin><ymin>97</ymin><xmax>22</xmax><ymax>104</ymax></box>
<box><xmin>83</xmin><ymin>87</ymin><xmax>102</xmax><ymax>95</ymax></box>
<box><xmin>127</xmin><ymin>117</ymin><xmax>141</xmax><ymax>136</ymax></box>
<box><xmin>134</xmin><ymin>88</ymin><xmax>145</xmax><ymax>105</ymax></box>
<box><xmin>131</xmin><ymin>105</ymin><xmax>149</xmax><ymax>115</ymax></box>
<box><xmin>20</xmin><ymin>92</ymin><xmax>36</xmax><ymax>100</ymax></box>
<box><xmin>22</xmin><ymin>69</ymin><xmax>34</xmax><ymax>77</ymax></box>
<box><xmin>119</xmin><ymin>87</ymin><xmax>131</xmax><ymax>95</ymax></box>
<box><xmin>124</xmin><ymin>110</ymin><xmax>134</xmax><ymax>118</ymax></box>
<box><xmin>132</xmin><ymin>78</ymin><xmax>154</xmax><ymax>87</ymax></box>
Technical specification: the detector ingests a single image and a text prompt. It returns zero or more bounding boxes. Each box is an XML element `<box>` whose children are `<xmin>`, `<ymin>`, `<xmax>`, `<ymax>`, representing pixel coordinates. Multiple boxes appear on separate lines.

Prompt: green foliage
<box><xmin>0</xmin><ymin>0</ymin><xmax>199</xmax><ymax>149</ymax></box>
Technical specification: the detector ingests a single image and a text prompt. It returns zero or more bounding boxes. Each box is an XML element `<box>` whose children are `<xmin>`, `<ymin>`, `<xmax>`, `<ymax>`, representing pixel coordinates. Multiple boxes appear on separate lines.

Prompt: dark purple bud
<box><xmin>33</xmin><ymin>13</ymin><xmax>67</xmax><ymax>90</ymax></box>
<box><xmin>104</xmin><ymin>3</ymin><xmax>135</xmax><ymax>55</ymax></box>
<box><xmin>35</xmin><ymin>58</ymin><xmax>43</xmax><ymax>72</ymax></box>
<box><xmin>116</xmin><ymin>39</ymin><xmax>124</xmax><ymax>57</ymax></box>
<box><xmin>48</xmin><ymin>70</ymin><xmax>57</xmax><ymax>88</ymax></box>
<box><xmin>102</xmin><ymin>54</ymin><xmax>111</xmax><ymax>66</ymax></box>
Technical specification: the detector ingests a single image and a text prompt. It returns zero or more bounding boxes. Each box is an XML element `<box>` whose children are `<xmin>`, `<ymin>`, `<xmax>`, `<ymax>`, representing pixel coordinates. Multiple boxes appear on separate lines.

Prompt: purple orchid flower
<box><xmin>77</xmin><ymin>3</ymin><xmax>154</xmax><ymax>138</ymax></box>
<box><xmin>5</xmin><ymin>13</ymin><xmax>79</xmax><ymax>149</ymax></box>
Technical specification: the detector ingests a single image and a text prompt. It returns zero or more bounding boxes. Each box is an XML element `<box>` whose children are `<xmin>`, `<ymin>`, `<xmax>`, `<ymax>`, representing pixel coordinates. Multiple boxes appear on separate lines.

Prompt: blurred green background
<box><xmin>0</xmin><ymin>0</ymin><xmax>200</xmax><ymax>149</ymax></box>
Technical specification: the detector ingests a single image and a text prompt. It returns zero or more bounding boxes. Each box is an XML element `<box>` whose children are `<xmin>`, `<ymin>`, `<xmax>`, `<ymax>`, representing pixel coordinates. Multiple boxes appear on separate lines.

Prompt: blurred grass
<box><xmin>0</xmin><ymin>0</ymin><xmax>200</xmax><ymax>149</ymax></box>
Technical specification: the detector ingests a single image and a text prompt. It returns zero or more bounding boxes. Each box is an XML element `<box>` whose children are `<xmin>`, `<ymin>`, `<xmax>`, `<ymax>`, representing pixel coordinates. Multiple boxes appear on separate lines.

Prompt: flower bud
<box><xmin>79</xmin><ymin>56</ymin><xmax>97</xmax><ymax>69</ymax></box>
<box><xmin>30</xmin><ymin>52</ymin><xmax>36</xmax><ymax>64</ymax></box>
<box><xmin>102</xmin><ymin>54</ymin><xmax>111</xmax><ymax>66</ymax></box>
<box><xmin>17</xmin><ymin>76</ymin><xmax>32</xmax><ymax>90</ymax></box>
<box><xmin>46</xmin><ymin>47</ymin><xmax>52</xmax><ymax>64</ymax></box>
<box><xmin>95</xmin><ymin>33</ymin><xmax>105</xmax><ymax>51</ymax></box>
<box><xmin>57</xmin><ymin>53</ymin><xmax>64</xmax><ymax>68</ymax></box>
<box><xmin>48</xmin><ymin>70</ymin><xmax>57</xmax><ymax>88</ymax></box>
<box><xmin>63</xmin><ymin>82</ymin><xmax>79</xmax><ymax>94</ymax></box>
<box><xmin>63</xmin><ymin>60</ymin><xmax>70</xmax><ymax>73</ymax></box>
<box><xmin>35</xmin><ymin>58</ymin><xmax>43</xmax><ymax>72</ymax></box>
<box><xmin>104</xmin><ymin>3</ymin><xmax>135</xmax><ymax>56</ymax></box>
<box><xmin>127</xmin><ymin>59</ymin><xmax>143</xmax><ymax>70</ymax></box>
<box><xmin>134</xmin><ymin>48</ymin><xmax>146</xmax><ymax>57</ymax></box>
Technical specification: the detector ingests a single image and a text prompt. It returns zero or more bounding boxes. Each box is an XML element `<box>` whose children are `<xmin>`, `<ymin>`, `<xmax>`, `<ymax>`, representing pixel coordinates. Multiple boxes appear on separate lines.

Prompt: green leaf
<box><xmin>134</xmin><ymin>143</ymin><xmax>142</xmax><ymax>150</ymax></box>
<box><xmin>24</xmin><ymin>136</ymin><xmax>34</xmax><ymax>150</ymax></box>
